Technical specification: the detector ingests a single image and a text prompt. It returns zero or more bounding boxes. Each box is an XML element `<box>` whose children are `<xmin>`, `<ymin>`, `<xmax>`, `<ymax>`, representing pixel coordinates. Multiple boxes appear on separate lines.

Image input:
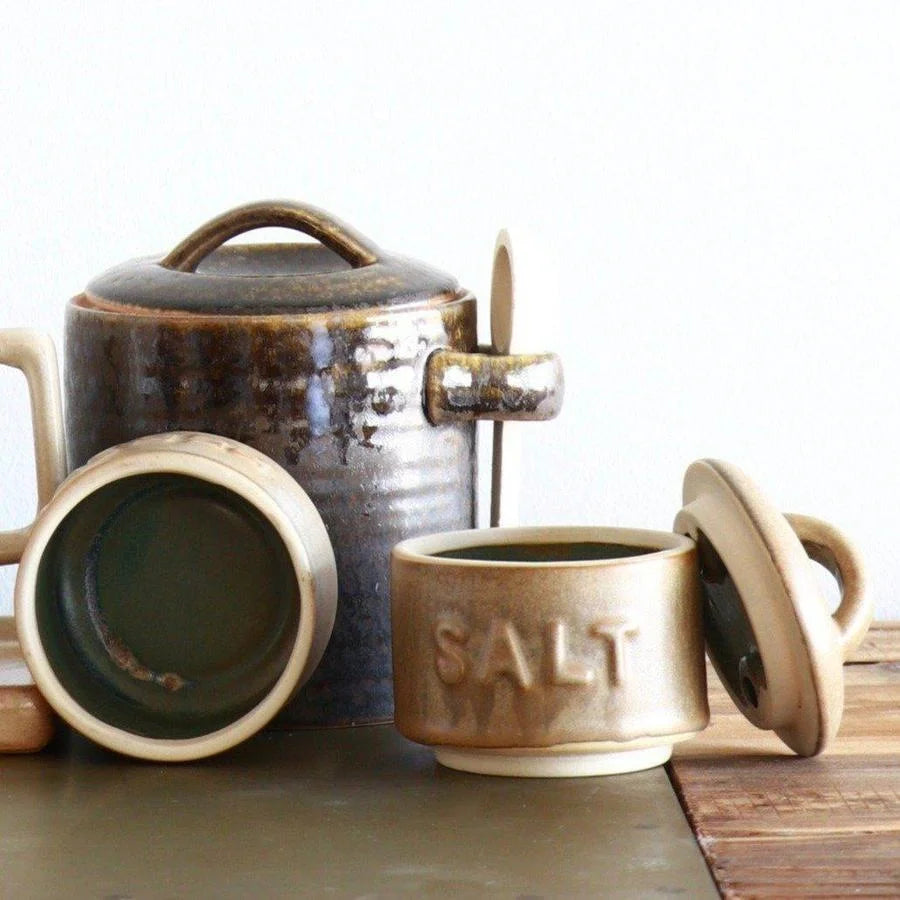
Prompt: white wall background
<box><xmin>0</xmin><ymin>3</ymin><xmax>897</xmax><ymax>618</ymax></box>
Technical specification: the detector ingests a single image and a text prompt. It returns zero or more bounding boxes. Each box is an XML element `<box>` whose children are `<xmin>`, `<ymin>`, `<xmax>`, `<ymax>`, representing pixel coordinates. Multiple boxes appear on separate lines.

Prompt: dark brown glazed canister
<box><xmin>64</xmin><ymin>201</ymin><xmax>564</xmax><ymax>727</ymax></box>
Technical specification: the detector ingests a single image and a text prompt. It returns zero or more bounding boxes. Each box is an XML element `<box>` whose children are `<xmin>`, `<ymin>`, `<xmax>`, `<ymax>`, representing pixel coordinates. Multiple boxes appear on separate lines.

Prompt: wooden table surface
<box><xmin>669</xmin><ymin>622</ymin><xmax>900</xmax><ymax>899</ymax></box>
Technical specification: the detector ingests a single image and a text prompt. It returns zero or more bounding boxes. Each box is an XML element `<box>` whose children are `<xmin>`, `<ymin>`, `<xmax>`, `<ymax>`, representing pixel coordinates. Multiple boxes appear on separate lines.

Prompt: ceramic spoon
<box><xmin>490</xmin><ymin>229</ymin><xmax>560</xmax><ymax>526</ymax></box>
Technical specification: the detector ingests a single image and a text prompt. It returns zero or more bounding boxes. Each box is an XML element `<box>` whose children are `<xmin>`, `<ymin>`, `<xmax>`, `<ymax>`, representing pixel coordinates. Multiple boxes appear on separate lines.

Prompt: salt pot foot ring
<box><xmin>435</xmin><ymin>740</ymin><xmax>692</xmax><ymax>778</ymax></box>
<box><xmin>391</xmin><ymin>526</ymin><xmax>710</xmax><ymax>777</ymax></box>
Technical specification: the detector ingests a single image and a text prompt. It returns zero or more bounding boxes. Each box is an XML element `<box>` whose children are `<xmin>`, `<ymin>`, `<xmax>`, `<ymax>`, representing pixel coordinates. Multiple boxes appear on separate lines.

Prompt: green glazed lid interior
<box><xmin>693</xmin><ymin>530</ymin><xmax>768</xmax><ymax>711</ymax></box>
<box><xmin>81</xmin><ymin>200</ymin><xmax>459</xmax><ymax>314</ymax></box>
<box><xmin>35</xmin><ymin>472</ymin><xmax>301</xmax><ymax>740</ymax></box>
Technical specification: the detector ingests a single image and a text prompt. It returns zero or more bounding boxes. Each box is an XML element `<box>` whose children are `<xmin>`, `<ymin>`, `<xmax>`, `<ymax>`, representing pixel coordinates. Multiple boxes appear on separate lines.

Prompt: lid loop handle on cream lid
<box><xmin>785</xmin><ymin>513</ymin><xmax>872</xmax><ymax>658</ymax></box>
<box><xmin>0</xmin><ymin>330</ymin><xmax>67</xmax><ymax>565</ymax></box>
<box><xmin>160</xmin><ymin>200</ymin><xmax>381</xmax><ymax>273</ymax></box>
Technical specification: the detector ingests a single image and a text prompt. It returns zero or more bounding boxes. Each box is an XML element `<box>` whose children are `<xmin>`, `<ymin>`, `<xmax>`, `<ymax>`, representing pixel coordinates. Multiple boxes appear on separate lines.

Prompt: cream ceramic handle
<box><xmin>0</xmin><ymin>330</ymin><xmax>67</xmax><ymax>565</ymax></box>
<box><xmin>160</xmin><ymin>200</ymin><xmax>380</xmax><ymax>272</ymax></box>
<box><xmin>785</xmin><ymin>513</ymin><xmax>872</xmax><ymax>658</ymax></box>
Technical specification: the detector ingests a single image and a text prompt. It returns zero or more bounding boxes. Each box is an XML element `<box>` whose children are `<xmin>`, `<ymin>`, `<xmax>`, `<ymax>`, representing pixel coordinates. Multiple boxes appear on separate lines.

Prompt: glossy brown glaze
<box><xmin>66</xmin><ymin>292</ymin><xmax>479</xmax><ymax>725</ymax></box>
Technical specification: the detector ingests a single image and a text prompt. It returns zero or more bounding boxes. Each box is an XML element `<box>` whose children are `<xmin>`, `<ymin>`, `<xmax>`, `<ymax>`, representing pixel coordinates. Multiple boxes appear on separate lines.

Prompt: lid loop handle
<box><xmin>785</xmin><ymin>513</ymin><xmax>872</xmax><ymax>658</ymax></box>
<box><xmin>161</xmin><ymin>200</ymin><xmax>381</xmax><ymax>273</ymax></box>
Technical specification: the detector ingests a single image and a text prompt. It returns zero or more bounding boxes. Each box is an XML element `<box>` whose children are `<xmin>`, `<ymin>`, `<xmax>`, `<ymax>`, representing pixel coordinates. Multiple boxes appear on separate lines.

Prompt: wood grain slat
<box><xmin>670</xmin><ymin>624</ymin><xmax>900</xmax><ymax>899</ymax></box>
<box><xmin>849</xmin><ymin>621</ymin><xmax>900</xmax><ymax>663</ymax></box>
<box><xmin>675</xmin><ymin>663</ymin><xmax>900</xmax><ymax>759</ymax></box>
<box><xmin>692</xmin><ymin>834</ymin><xmax>900</xmax><ymax>899</ymax></box>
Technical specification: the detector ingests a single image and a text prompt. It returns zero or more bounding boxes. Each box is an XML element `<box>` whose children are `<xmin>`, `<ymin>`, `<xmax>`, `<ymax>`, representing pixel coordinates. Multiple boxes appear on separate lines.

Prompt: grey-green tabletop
<box><xmin>0</xmin><ymin>725</ymin><xmax>716</xmax><ymax>899</ymax></box>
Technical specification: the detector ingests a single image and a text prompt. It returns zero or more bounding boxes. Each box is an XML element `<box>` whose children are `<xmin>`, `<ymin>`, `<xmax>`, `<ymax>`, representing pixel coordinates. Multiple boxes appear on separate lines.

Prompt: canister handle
<box><xmin>161</xmin><ymin>200</ymin><xmax>381</xmax><ymax>272</ymax></box>
<box><xmin>424</xmin><ymin>350</ymin><xmax>564</xmax><ymax>425</ymax></box>
<box><xmin>0</xmin><ymin>330</ymin><xmax>67</xmax><ymax>565</ymax></box>
<box><xmin>785</xmin><ymin>513</ymin><xmax>872</xmax><ymax>658</ymax></box>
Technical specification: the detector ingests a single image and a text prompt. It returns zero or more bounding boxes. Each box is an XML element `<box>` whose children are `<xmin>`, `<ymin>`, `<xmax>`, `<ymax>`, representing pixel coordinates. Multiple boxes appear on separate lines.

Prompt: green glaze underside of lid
<box><xmin>695</xmin><ymin>530</ymin><xmax>768</xmax><ymax>712</ymax></box>
<box><xmin>82</xmin><ymin>244</ymin><xmax>460</xmax><ymax>314</ymax></box>
<box><xmin>35</xmin><ymin>473</ymin><xmax>301</xmax><ymax>740</ymax></box>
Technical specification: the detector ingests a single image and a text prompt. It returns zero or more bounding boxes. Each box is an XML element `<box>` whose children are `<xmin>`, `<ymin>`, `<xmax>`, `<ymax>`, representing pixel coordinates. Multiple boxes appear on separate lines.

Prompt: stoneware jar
<box><xmin>0</xmin><ymin>329</ymin><xmax>337</xmax><ymax>761</ymax></box>
<box><xmin>391</xmin><ymin>460</ymin><xmax>871</xmax><ymax>777</ymax></box>
<box><xmin>65</xmin><ymin>201</ymin><xmax>564</xmax><ymax>727</ymax></box>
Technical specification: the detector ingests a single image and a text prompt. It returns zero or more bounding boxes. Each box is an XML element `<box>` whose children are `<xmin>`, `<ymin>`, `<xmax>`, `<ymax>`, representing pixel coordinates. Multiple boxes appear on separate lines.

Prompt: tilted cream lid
<box><xmin>674</xmin><ymin>459</ymin><xmax>871</xmax><ymax>756</ymax></box>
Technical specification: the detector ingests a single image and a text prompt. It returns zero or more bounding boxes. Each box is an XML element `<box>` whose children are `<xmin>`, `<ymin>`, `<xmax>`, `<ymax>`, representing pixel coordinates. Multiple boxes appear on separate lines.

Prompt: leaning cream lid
<box><xmin>674</xmin><ymin>459</ymin><xmax>871</xmax><ymax>756</ymax></box>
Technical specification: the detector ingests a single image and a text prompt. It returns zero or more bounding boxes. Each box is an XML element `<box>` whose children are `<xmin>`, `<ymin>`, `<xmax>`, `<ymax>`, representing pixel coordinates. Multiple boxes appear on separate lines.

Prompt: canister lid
<box><xmin>82</xmin><ymin>200</ymin><xmax>459</xmax><ymax>314</ymax></box>
<box><xmin>674</xmin><ymin>459</ymin><xmax>870</xmax><ymax>756</ymax></box>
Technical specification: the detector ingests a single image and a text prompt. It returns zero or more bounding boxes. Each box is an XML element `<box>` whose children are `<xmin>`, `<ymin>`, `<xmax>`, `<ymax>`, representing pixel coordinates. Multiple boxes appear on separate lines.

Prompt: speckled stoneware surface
<box><xmin>64</xmin><ymin>201</ymin><xmax>564</xmax><ymax>727</ymax></box>
<box><xmin>392</xmin><ymin>526</ymin><xmax>710</xmax><ymax>777</ymax></box>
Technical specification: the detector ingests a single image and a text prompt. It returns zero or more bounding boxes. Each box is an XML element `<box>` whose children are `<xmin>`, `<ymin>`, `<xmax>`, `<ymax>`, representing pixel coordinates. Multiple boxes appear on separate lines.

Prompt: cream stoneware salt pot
<box><xmin>0</xmin><ymin>329</ymin><xmax>337</xmax><ymax>761</ymax></box>
<box><xmin>391</xmin><ymin>459</ymin><xmax>870</xmax><ymax>777</ymax></box>
<box><xmin>393</xmin><ymin>526</ymin><xmax>707</xmax><ymax>777</ymax></box>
